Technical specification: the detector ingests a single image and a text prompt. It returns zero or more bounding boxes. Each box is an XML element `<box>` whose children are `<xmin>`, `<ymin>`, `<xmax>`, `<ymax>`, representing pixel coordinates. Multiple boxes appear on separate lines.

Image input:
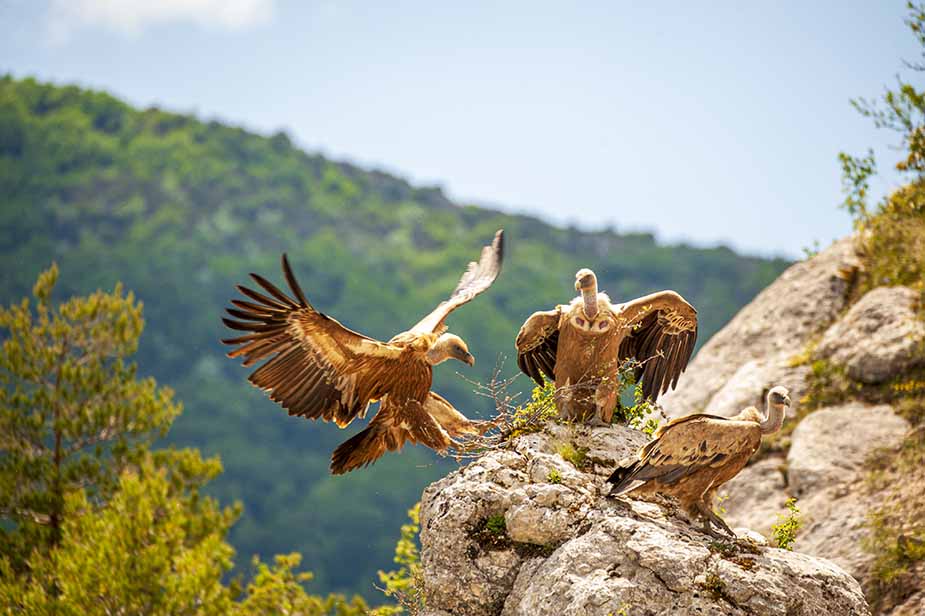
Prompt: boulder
<box><xmin>659</xmin><ymin>237</ymin><xmax>860</xmax><ymax>418</ymax></box>
<box><xmin>816</xmin><ymin>286</ymin><xmax>925</xmax><ymax>384</ymax></box>
<box><xmin>420</xmin><ymin>424</ymin><xmax>870</xmax><ymax>616</ymax></box>
<box><xmin>787</xmin><ymin>403</ymin><xmax>910</xmax><ymax>497</ymax></box>
<box><xmin>702</xmin><ymin>354</ymin><xmax>809</xmax><ymax>419</ymax></box>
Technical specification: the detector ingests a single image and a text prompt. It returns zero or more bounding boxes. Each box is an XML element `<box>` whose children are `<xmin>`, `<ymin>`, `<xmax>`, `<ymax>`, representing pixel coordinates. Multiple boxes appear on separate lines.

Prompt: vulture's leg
<box><xmin>699</xmin><ymin>500</ymin><xmax>735</xmax><ymax>538</ymax></box>
<box><xmin>694</xmin><ymin>501</ymin><xmax>732</xmax><ymax>539</ymax></box>
<box><xmin>594</xmin><ymin>377</ymin><xmax>619</xmax><ymax>425</ymax></box>
<box><xmin>554</xmin><ymin>379</ymin><xmax>577</xmax><ymax>421</ymax></box>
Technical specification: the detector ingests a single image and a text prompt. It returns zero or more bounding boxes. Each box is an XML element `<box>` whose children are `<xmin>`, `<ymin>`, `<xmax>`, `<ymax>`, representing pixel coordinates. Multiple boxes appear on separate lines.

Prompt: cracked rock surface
<box><xmin>419</xmin><ymin>423</ymin><xmax>869</xmax><ymax>616</ymax></box>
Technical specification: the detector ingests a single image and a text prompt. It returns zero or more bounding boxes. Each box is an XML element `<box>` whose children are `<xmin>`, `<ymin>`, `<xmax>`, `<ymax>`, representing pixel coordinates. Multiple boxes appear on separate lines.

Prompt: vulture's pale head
<box><xmin>427</xmin><ymin>333</ymin><xmax>475</xmax><ymax>366</ymax></box>
<box><xmin>768</xmin><ymin>386</ymin><xmax>792</xmax><ymax>409</ymax></box>
<box><xmin>575</xmin><ymin>268</ymin><xmax>597</xmax><ymax>292</ymax></box>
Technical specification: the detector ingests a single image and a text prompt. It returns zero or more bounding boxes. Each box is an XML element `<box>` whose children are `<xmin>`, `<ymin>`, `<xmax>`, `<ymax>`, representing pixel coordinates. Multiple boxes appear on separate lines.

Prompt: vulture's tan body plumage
<box><xmin>222</xmin><ymin>230</ymin><xmax>504</xmax><ymax>474</ymax></box>
<box><xmin>516</xmin><ymin>269</ymin><xmax>698</xmax><ymax>423</ymax></box>
<box><xmin>607</xmin><ymin>386</ymin><xmax>792</xmax><ymax>536</ymax></box>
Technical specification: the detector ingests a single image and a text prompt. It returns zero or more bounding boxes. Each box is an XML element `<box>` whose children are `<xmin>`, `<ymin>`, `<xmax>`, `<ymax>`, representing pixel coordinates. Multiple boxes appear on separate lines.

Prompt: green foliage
<box><xmin>507</xmin><ymin>380</ymin><xmax>559</xmax><ymax>439</ymax></box>
<box><xmin>0</xmin><ymin>272</ymin><xmax>368</xmax><ymax>615</ymax></box>
<box><xmin>0</xmin><ymin>264</ymin><xmax>181</xmax><ymax>567</ymax></box>
<box><xmin>0</xmin><ymin>74</ymin><xmax>789</xmax><ymax>595</ymax></box>
<box><xmin>839</xmin><ymin>2</ymin><xmax>925</xmax><ymax>305</ymax></box>
<box><xmin>833</xmin><ymin>7</ymin><xmax>925</xmax><ymax>606</ymax></box>
<box><xmin>555</xmin><ymin>442</ymin><xmax>589</xmax><ymax>470</ymax></box>
<box><xmin>238</xmin><ymin>553</ymin><xmax>368</xmax><ymax>616</ymax></box>
<box><xmin>771</xmin><ymin>498</ymin><xmax>801</xmax><ymax>551</ymax></box>
<box><xmin>546</xmin><ymin>469</ymin><xmax>562</xmax><ymax>484</ymax></box>
<box><xmin>614</xmin><ymin>361</ymin><xmax>661</xmax><ymax>435</ymax></box>
<box><xmin>0</xmin><ymin>456</ymin><xmax>235</xmax><ymax>615</ymax></box>
<box><xmin>375</xmin><ymin>504</ymin><xmax>423</xmax><ymax>616</ymax></box>
<box><xmin>485</xmin><ymin>513</ymin><xmax>507</xmax><ymax>537</ymax></box>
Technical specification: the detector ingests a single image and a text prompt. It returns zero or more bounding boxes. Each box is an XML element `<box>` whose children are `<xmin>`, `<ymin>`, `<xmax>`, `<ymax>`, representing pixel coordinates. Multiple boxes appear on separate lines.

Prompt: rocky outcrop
<box><xmin>659</xmin><ymin>237</ymin><xmax>861</xmax><ymax>418</ymax></box>
<box><xmin>816</xmin><ymin>286</ymin><xmax>925</xmax><ymax>384</ymax></box>
<box><xmin>655</xmin><ymin>237</ymin><xmax>922</xmax><ymax>613</ymax></box>
<box><xmin>419</xmin><ymin>424</ymin><xmax>870</xmax><ymax>616</ymax></box>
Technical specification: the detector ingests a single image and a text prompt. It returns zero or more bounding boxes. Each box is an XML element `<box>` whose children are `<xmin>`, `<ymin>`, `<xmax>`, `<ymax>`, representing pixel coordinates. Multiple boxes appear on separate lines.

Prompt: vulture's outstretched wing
<box><xmin>330</xmin><ymin>392</ymin><xmax>456</xmax><ymax>474</ymax></box>
<box><xmin>410</xmin><ymin>230</ymin><xmax>504</xmax><ymax>334</ymax></box>
<box><xmin>616</xmin><ymin>290</ymin><xmax>698</xmax><ymax>401</ymax></box>
<box><xmin>222</xmin><ymin>254</ymin><xmax>405</xmax><ymax>427</ymax></box>
<box><xmin>607</xmin><ymin>415</ymin><xmax>759</xmax><ymax>495</ymax></box>
<box><xmin>514</xmin><ymin>307</ymin><xmax>562</xmax><ymax>387</ymax></box>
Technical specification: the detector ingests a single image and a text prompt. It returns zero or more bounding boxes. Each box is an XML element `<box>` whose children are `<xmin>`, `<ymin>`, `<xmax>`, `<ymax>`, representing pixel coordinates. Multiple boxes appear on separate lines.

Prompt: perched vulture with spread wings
<box><xmin>515</xmin><ymin>268</ymin><xmax>698</xmax><ymax>423</ymax></box>
<box><xmin>607</xmin><ymin>386</ymin><xmax>791</xmax><ymax>537</ymax></box>
<box><xmin>222</xmin><ymin>230</ymin><xmax>504</xmax><ymax>474</ymax></box>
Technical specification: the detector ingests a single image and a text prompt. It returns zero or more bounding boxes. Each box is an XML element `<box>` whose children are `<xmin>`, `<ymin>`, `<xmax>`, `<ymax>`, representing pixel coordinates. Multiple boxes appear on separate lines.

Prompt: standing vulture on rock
<box><xmin>515</xmin><ymin>268</ymin><xmax>698</xmax><ymax>423</ymax></box>
<box><xmin>222</xmin><ymin>230</ymin><xmax>504</xmax><ymax>474</ymax></box>
<box><xmin>607</xmin><ymin>386</ymin><xmax>792</xmax><ymax>537</ymax></box>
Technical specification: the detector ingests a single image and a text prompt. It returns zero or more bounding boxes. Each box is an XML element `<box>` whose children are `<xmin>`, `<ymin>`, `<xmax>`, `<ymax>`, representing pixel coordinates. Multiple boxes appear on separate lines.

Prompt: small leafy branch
<box><xmin>446</xmin><ymin>356</ymin><xmax>667</xmax><ymax>462</ymax></box>
<box><xmin>612</xmin><ymin>359</ymin><xmax>665</xmax><ymax>436</ymax></box>
<box><xmin>374</xmin><ymin>504</ymin><xmax>424</xmax><ymax>615</ymax></box>
<box><xmin>772</xmin><ymin>498</ymin><xmax>802</xmax><ymax>550</ymax></box>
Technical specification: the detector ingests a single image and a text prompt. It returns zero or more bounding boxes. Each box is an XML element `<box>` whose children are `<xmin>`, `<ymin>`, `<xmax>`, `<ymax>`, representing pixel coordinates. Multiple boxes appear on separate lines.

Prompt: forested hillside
<box><xmin>0</xmin><ymin>75</ymin><xmax>789</xmax><ymax>596</ymax></box>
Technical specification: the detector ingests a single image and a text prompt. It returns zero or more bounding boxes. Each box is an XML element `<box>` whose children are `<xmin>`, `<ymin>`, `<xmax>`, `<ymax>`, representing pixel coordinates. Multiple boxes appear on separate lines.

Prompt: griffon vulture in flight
<box><xmin>515</xmin><ymin>268</ymin><xmax>697</xmax><ymax>423</ymax></box>
<box><xmin>607</xmin><ymin>386</ymin><xmax>792</xmax><ymax>537</ymax></box>
<box><xmin>222</xmin><ymin>230</ymin><xmax>504</xmax><ymax>474</ymax></box>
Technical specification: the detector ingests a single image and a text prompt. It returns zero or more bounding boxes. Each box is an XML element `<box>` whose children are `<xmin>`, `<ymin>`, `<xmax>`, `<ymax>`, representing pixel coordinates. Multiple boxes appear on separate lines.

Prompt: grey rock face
<box><xmin>702</xmin><ymin>354</ymin><xmax>810</xmax><ymax>419</ymax></box>
<box><xmin>787</xmin><ymin>403</ymin><xmax>910</xmax><ymax>498</ymax></box>
<box><xmin>816</xmin><ymin>286</ymin><xmax>925</xmax><ymax>384</ymax></box>
<box><xmin>420</xmin><ymin>424</ymin><xmax>870</xmax><ymax>616</ymax></box>
<box><xmin>659</xmin><ymin>237</ymin><xmax>860</xmax><ymax>418</ymax></box>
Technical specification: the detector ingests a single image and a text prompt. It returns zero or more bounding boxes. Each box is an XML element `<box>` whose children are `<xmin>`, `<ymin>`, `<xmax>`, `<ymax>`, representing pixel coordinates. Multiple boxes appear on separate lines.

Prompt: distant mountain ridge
<box><xmin>0</xmin><ymin>75</ymin><xmax>790</xmax><ymax>596</ymax></box>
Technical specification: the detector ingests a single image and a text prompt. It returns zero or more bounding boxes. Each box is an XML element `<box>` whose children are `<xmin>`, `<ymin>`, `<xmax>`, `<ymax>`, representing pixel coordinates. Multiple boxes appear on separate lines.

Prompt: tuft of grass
<box><xmin>771</xmin><ymin>498</ymin><xmax>802</xmax><ymax>550</ymax></box>
<box><xmin>546</xmin><ymin>469</ymin><xmax>562</xmax><ymax>484</ymax></box>
<box><xmin>485</xmin><ymin>514</ymin><xmax>506</xmax><ymax>537</ymax></box>
<box><xmin>555</xmin><ymin>442</ymin><xmax>589</xmax><ymax>470</ymax></box>
<box><xmin>699</xmin><ymin>572</ymin><xmax>731</xmax><ymax>602</ymax></box>
<box><xmin>468</xmin><ymin>513</ymin><xmax>511</xmax><ymax>551</ymax></box>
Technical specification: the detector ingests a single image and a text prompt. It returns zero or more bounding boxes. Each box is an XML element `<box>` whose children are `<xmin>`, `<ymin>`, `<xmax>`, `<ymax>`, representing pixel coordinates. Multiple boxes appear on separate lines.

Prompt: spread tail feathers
<box><xmin>330</xmin><ymin>423</ymin><xmax>402</xmax><ymax>475</ymax></box>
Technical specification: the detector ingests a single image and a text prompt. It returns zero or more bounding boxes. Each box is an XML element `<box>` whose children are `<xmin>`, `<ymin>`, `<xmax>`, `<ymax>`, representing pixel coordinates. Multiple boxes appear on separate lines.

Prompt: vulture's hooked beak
<box><xmin>464</xmin><ymin>352</ymin><xmax>476</xmax><ymax>367</ymax></box>
<box><xmin>784</xmin><ymin>394</ymin><xmax>792</xmax><ymax>407</ymax></box>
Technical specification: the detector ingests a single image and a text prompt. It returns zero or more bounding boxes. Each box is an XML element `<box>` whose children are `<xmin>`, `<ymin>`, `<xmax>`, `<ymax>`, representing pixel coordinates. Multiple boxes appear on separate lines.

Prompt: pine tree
<box><xmin>0</xmin><ymin>265</ymin><xmax>369</xmax><ymax>615</ymax></box>
<box><xmin>0</xmin><ymin>263</ymin><xmax>181</xmax><ymax>567</ymax></box>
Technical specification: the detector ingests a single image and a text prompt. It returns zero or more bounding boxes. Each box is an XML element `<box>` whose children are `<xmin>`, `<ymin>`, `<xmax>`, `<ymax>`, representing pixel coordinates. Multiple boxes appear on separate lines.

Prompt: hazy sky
<box><xmin>1</xmin><ymin>1</ymin><xmax>917</xmax><ymax>257</ymax></box>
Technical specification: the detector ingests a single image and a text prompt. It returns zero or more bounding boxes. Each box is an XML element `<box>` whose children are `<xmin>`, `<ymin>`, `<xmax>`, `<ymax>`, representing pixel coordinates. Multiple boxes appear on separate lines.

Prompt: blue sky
<box><xmin>1</xmin><ymin>1</ymin><xmax>917</xmax><ymax>257</ymax></box>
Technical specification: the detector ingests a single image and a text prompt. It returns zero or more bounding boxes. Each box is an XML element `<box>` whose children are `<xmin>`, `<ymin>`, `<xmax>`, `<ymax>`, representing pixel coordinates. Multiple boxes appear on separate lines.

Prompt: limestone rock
<box><xmin>659</xmin><ymin>237</ymin><xmax>859</xmax><ymax>418</ymax></box>
<box><xmin>420</xmin><ymin>424</ymin><xmax>870</xmax><ymax>616</ymax></box>
<box><xmin>787</xmin><ymin>403</ymin><xmax>910</xmax><ymax>497</ymax></box>
<box><xmin>702</xmin><ymin>354</ymin><xmax>810</xmax><ymax>419</ymax></box>
<box><xmin>503</xmin><ymin>509</ymin><xmax>868</xmax><ymax>616</ymax></box>
<box><xmin>816</xmin><ymin>286</ymin><xmax>925</xmax><ymax>384</ymax></box>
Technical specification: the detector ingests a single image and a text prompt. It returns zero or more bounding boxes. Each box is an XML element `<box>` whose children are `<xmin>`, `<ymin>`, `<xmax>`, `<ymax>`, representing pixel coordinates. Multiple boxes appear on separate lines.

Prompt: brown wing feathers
<box><xmin>411</xmin><ymin>229</ymin><xmax>504</xmax><ymax>334</ymax></box>
<box><xmin>515</xmin><ymin>308</ymin><xmax>561</xmax><ymax>387</ymax></box>
<box><xmin>517</xmin><ymin>328</ymin><xmax>559</xmax><ymax>387</ymax></box>
<box><xmin>222</xmin><ymin>254</ymin><xmax>393</xmax><ymax>427</ymax></box>
<box><xmin>619</xmin><ymin>310</ymin><xmax>697</xmax><ymax>401</ymax></box>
